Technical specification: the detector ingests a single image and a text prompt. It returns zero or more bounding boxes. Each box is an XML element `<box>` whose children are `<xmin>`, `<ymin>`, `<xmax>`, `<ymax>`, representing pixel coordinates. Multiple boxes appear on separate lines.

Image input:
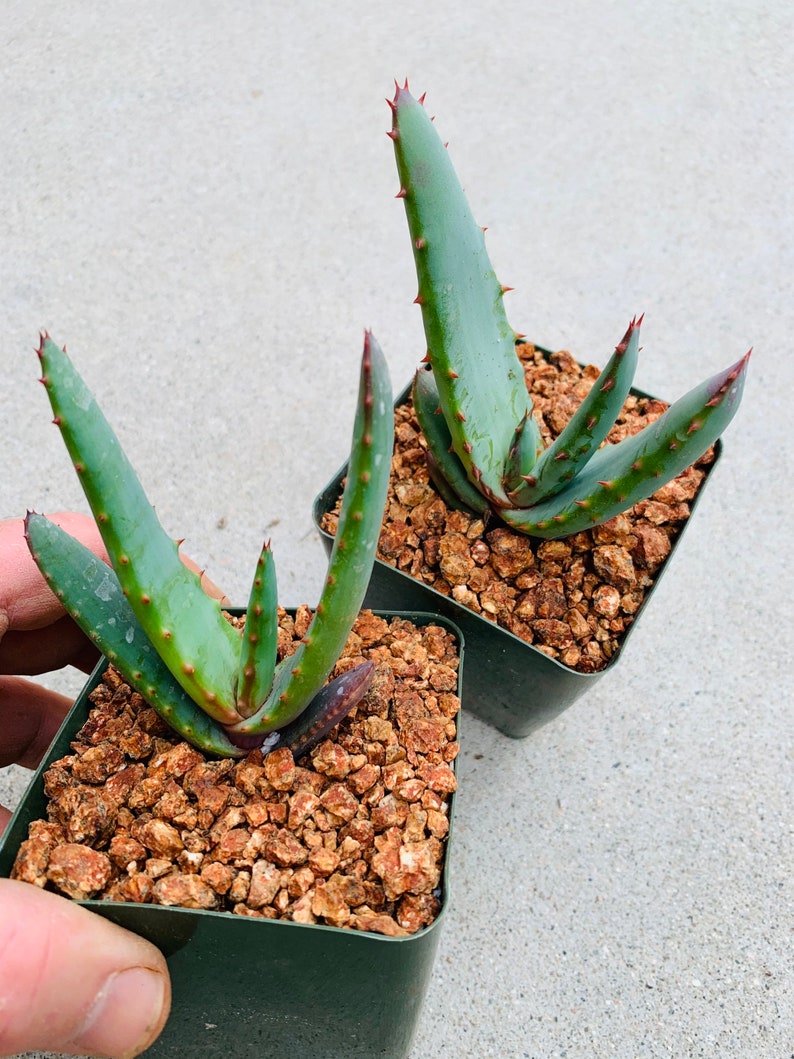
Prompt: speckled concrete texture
<box><xmin>1</xmin><ymin>3</ymin><xmax>791</xmax><ymax>1057</ymax></box>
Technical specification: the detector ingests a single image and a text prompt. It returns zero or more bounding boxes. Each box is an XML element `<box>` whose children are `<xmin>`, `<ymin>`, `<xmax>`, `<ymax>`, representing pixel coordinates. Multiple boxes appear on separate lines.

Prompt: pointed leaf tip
<box><xmin>616</xmin><ymin>315</ymin><xmax>642</xmax><ymax>352</ymax></box>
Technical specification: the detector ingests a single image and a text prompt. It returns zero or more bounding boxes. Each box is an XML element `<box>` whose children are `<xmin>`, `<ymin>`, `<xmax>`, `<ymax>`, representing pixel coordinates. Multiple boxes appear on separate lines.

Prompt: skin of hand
<box><xmin>0</xmin><ymin>511</ymin><xmax>227</xmax><ymax>1057</ymax></box>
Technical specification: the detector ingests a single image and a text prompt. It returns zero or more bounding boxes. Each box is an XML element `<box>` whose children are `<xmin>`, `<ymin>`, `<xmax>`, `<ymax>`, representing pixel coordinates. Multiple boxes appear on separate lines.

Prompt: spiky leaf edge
<box><xmin>235</xmin><ymin>542</ymin><xmax>279</xmax><ymax>718</ymax></box>
<box><xmin>24</xmin><ymin>513</ymin><xmax>245</xmax><ymax>757</ymax></box>
<box><xmin>412</xmin><ymin>366</ymin><xmax>491</xmax><ymax>516</ymax></box>
<box><xmin>502</xmin><ymin>352</ymin><xmax>750</xmax><ymax>538</ymax></box>
<box><xmin>37</xmin><ymin>335</ymin><xmax>241</xmax><ymax>723</ymax></box>
<box><xmin>390</xmin><ymin>83</ymin><xmax>540</xmax><ymax>504</ymax></box>
<box><xmin>505</xmin><ymin>318</ymin><xmax>642</xmax><ymax>506</ymax></box>
<box><xmin>231</xmin><ymin>331</ymin><xmax>393</xmax><ymax>737</ymax></box>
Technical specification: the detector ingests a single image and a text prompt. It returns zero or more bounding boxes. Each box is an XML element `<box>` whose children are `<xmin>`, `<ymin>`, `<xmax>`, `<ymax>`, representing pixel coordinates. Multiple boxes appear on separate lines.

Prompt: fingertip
<box><xmin>73</xmin><ymin>965</ymin><xmax>171</xmax><ymax>1059</ymax></box>
<box><xmin>0</xmin><ymin>880</ymin><xmax>171</xmax><ymax>1057</ymax></box>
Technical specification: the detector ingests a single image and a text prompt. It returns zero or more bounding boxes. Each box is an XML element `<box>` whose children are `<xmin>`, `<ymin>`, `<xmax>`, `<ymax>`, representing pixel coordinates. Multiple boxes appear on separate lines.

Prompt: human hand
<box><xmin>0</xmin><ymin>512</ymin><xmax>171</xmax><ymax>1057</ymax></box>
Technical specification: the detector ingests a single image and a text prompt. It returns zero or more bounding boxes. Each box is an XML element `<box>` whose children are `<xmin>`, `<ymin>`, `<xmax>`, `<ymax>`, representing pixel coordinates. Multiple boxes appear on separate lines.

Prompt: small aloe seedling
<box><xmin>389</xmin><ymin>84</ymin><xmax>749</xmax><ymax>538</ymax></box>
<box><xmin>26</xmin><ymin>331</ymin><xmax>393</xmax><ymax>758</ymax></box>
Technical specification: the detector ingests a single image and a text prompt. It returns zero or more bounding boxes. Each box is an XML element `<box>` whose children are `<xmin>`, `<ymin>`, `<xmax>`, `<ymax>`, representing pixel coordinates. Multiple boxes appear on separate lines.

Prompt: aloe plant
<box><xmin>26</xmin><ymin>331</ymin><xmax>393</xmax><ymax>758</ymax></box>
<box><xmin>389</xmin><ymin>84</ymin><xmax>749</xmax><ymax>538</ymax></box>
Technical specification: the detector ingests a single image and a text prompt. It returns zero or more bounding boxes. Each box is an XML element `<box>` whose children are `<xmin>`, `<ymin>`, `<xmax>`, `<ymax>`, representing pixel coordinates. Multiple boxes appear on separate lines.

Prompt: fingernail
<box><xmin>72</xmin><ymin>966</ymin><xmax>169</xmax><ymax>1058</ymax></box>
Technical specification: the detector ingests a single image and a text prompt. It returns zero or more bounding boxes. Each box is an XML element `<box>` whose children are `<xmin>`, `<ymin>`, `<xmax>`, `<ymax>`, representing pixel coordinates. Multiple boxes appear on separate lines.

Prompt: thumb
<box><xmin>0</xmin><ymin>880</ymin><xmax>170</xmax><ymax>1058</ymax></box>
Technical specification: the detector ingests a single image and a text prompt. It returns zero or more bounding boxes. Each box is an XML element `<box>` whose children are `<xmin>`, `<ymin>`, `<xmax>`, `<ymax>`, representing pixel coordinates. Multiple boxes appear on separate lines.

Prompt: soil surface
<box><xmin>12</xmin><ymin>609</ymin><xmax>460</xmax><ymax>936</ymax></box>
<box><xmin>322</xmin><ymin>344</ymin><xmax>716</xmax><ymax>674</ymax></box>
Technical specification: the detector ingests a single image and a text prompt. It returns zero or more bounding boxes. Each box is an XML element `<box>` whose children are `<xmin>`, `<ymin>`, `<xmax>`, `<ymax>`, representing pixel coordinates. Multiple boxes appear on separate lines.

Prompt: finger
<box><xmin>0</xmin><ymin>512</ymin><xmax>108</xmax><ymax>633</ymax></box>
<box><xmin>0</xmin><ymin>511</ymin><xmax>227</xmax><ymax>674</ymax></box>
<box><xmin>0</xmin><ymin>677</ymin><xmax>73</xmax><ymax>769</ymax></box>
<box><xmin>0</xmin><ymin>513</ymin><xmax>107</xmax><ymax>676</ymax></box>
<box><xmin>0</xmin><ymin>880</ymin><xmax>170</xmax><ymax>1057</ymax></box>
<box><xmin>0</xmin><ymin>511</ymin><xmax>228</xmax><ymax>627</ymax></box>
<box><xmin>0</xmin><ymin>615</ymin><xmax>101</xmax><ymax>676</ymax></box>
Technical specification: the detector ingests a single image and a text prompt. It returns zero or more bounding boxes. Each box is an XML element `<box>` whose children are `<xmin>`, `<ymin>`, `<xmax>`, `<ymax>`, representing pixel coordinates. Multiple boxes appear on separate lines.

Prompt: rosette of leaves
<box><xmin>389</xmin><ymin>83</ymin><xmax>749</xmax><ymax>538</ymax></box>
<box><xmin>26</xmin><ymin>331</ymin><xmax>392</xmax><ymax>759</ymax></box>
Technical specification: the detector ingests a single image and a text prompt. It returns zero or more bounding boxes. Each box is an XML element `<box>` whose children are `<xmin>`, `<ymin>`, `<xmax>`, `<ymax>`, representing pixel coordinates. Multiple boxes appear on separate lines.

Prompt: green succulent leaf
<box><xmin>502</xmin><ymin>352</ymin><xmax>750</xmax><ymax>538</ymax></box>
<box><xmin>412</xmin><ymin>366</ymin><xmax>491</xmax><ymax>516</ymax></box>
<box><xmin>232</xmin><ymin>331</ymin><xmax>393</xmax><ymax>737</ymax></box>
<box><xmin>24</xmin><ymin>513</ymin><xmax>244</xmax><ymax>757</ymax></box>
<box><xmin>390</xmin><ymin>84</ymin><xmax>539</xmax><ymax>504</ymax></box>
<box><xmin>36</xmin><ymin>336</ymin><xmax>241</xmax><ymax>724</ymax></box>
<box><xmin>502</xmin><ymin>409</ymin><xmax>544</xmax><ymax>495</ymax></box>
<box><xmin>235</xmin><ymin>541</ymin><xmax>279</xmax><ymax>719</ymax></box>
<box><xmin>506</xmin><ymin>318</ymin><xmax>642</xmax><ymax>506</ymax></box>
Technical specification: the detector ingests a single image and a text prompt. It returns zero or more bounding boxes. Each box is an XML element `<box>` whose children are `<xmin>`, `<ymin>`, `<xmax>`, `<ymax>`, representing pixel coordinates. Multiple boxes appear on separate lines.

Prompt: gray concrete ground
<box><xmin>1</xmin><ymin>2</ymin><xmax>791</xmax><ymax>1056</ymax></box>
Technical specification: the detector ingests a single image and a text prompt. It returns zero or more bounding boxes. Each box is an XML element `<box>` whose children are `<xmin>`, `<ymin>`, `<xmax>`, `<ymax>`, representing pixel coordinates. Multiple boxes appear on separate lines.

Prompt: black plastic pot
<box><xmin>313</xmin><ymin>366</ymin><xmax>723</xmax><ymax>740</ymax></box>
<box><xmin>0</xmin><ymin>610</ymin><xmax>463</xmax><ymax>1058</ymax></box>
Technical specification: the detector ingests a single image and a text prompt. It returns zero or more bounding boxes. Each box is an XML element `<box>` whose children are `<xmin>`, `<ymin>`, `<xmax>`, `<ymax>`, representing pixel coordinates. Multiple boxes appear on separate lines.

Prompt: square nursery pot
<box><xmin>0</xmin><ymin>609</ymin><xmax>463</xmax><ymax>1059</ymax></box>
<box><xmin>313</xmin><ymin>349</ymin><xmax>723</xmax><ymax>740</ymax></box>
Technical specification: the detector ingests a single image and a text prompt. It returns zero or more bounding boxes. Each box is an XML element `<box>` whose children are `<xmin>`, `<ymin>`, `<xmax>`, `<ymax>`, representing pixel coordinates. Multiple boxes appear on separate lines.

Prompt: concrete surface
<box><xmin>1</xmin><ymin>2</ymin><xmax>791</xmax><ymax>1056</ymax></box>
